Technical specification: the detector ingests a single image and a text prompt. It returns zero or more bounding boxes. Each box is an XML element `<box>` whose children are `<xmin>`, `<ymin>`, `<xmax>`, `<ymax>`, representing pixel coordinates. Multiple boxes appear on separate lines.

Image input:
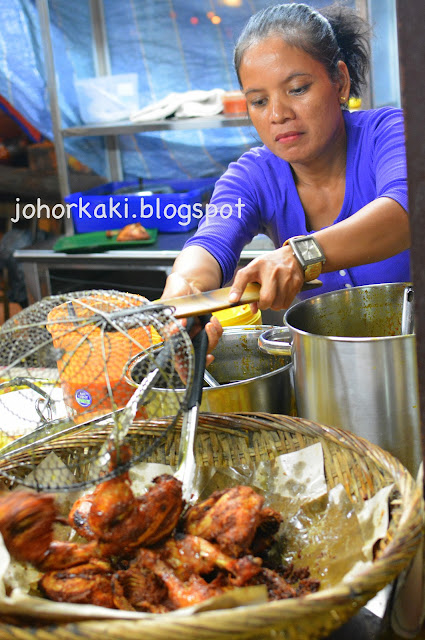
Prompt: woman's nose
<box><xmin>270</xmin><ymin>98</ymin><xmax>294</xmax><ymax>123</ymax></box>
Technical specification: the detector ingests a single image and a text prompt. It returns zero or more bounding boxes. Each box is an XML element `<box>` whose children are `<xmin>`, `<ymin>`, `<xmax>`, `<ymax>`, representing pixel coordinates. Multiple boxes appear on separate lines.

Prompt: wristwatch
<box><xmin>283</xmin><ymin>235</ymin><xmax>326</xmax><ymax>282</ymax></box>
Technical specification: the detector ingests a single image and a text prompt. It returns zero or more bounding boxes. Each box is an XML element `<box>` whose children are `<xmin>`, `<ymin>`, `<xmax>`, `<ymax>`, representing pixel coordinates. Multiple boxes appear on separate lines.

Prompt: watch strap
<box><xmin>283</xmin><ymin>236</ymin><xmax>324</xmax><ymax>282</ymax></box>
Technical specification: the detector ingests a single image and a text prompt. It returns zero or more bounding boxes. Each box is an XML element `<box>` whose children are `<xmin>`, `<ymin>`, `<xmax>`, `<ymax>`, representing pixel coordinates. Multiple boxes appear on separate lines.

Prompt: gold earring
<box><xmin>340</xmin><ymin>96</ymin><xmax>347</xmax><ymax>103</ymax></box>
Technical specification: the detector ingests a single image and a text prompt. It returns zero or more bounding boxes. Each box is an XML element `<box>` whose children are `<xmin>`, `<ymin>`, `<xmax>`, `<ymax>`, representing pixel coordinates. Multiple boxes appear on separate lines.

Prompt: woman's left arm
<box><xmin>229</xmin><ymin>196</ymin><xmax>410</xmax><ymax>310</ymax></box>
<box><xmin>315</xmin><ymin>196</ymin><xmax>410</xmax><ymax>272</ymax></box>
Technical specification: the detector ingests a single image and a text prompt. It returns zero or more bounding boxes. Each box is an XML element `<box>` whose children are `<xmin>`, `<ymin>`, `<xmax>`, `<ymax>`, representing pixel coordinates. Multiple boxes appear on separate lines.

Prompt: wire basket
<box><xmin>0</xmin><ymin>289</ymin><xmax>194</xmax><ymax>490</ymax></box>
<box><xmin>0</xmin><ymin>412</ymin><xmax>422</xmax><ymax>640</ymax></box>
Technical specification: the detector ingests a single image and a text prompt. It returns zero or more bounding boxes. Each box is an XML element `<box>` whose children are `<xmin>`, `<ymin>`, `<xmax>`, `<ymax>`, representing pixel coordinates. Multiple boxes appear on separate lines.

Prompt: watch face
<box><xmin>294</xmin><ymin>238</ymin><xmax>324</xmax><ymax>265</ymax></box>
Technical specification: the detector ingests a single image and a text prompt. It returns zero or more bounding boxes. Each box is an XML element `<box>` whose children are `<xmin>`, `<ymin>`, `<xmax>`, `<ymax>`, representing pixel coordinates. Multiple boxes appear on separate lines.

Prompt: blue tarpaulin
<box><xmin>0</xmin><ymin>0</ymin><xmax>341</xmax><ymax>182</ymax></box>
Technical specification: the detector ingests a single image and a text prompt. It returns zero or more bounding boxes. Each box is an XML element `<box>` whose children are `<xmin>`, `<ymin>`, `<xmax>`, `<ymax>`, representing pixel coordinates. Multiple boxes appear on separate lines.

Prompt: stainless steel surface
<box><xmin>259</xmin><ymin>283</ymin><xmax>421</xmax><ymax>475</ymax></box>
<box><xmin>62</xmin><ymin>114</ymin><xmax>251</xmax><ymax>137</ymax></box>
<box><xmin>401</xmin><ymin>286</ymin><xmax>415</xmax><ymax>335</ymax></box>
<box><xmin>128</xmin><ymin>325</ymin><xmax>294</xmax><ymax>415</ymax></box>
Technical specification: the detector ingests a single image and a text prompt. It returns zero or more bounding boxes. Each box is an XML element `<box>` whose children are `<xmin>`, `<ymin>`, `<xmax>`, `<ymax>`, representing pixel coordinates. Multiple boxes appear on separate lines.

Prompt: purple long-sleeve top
<box><xmin>184</xmin><ymin>107</ymin><xmax>410</xmax><ymax>299</ymax></box>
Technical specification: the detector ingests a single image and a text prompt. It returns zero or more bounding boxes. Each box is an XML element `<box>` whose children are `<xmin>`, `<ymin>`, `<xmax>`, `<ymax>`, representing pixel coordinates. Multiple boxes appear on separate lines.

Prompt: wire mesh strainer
<box><xmin>0</xmin><ymin>290</ymin><xmax>194</xmax><ymax>491</ymax></box>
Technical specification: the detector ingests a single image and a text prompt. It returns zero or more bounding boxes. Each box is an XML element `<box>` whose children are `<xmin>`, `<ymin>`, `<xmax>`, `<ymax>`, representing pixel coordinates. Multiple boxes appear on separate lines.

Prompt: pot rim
<box><xmin>126</xmin><ymin>324</ymin><xmax>292</xmax><ymax>391</ymax></box>
<box><xmin>284</xmin><ymin>282</ymin><xmax>415</xmax><ymax>343</ymax></box>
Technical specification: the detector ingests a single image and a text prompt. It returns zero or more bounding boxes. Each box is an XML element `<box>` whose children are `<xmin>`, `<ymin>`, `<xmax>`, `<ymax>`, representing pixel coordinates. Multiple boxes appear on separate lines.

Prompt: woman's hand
<box><xmin>229</xmin><ymin>245</ymin><xmax>304</xmax><ymax>311</ymax></box>
<box><xmin>161</xmin><ymin>273</ymin><xmax>223</xmax><ymax>366</ymax></box>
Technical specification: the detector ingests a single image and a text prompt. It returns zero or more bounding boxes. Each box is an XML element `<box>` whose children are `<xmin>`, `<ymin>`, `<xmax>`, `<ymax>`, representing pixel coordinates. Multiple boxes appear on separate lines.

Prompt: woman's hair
<box><xmin>234</xmin><ymin>2</ymin><xmax>371</xmax><ymax>98</ymax></box>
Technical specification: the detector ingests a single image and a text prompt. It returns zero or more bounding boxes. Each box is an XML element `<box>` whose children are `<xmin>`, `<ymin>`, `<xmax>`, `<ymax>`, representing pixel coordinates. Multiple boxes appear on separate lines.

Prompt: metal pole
<box><xmin>36</xmin><ymin>0</ymin><xmax>73</xmax><ymax>234</ymax></box>
<box><xmin>396</xmin><ymin>0</ymin><xmax>425</xmax><ymax>481</ymax></box>
<box><xmin>89</xmin><ymin>0</ymin><xmax>123</xmax><ymax>182</ymax></box>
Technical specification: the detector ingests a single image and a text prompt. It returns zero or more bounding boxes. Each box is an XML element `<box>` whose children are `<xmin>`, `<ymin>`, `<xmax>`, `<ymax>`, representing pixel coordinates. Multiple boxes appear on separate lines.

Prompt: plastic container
<box><xmin>213</xmin><ymin>304</ymin><xmax>262</xmax><ymax>327</ymax></box>
<box><xmin>65</xmin><ymin>176</ymin><xmax>218</xmax><ymax>233</ymax></box>
<box><xmin>75</xmin><ymin>73</ymin><xmax>139</xmax><ymax>124</ymax></box>
<box><xmin>222</xmin><ymin>91</ymin><xmax>248</xmax><ymax>116</ymax></box>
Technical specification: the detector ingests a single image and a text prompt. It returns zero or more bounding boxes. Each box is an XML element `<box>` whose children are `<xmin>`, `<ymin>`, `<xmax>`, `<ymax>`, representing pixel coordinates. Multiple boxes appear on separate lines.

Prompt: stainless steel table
<box><xmin>14</xmin><ymin>232</ymin><xmax>275</xmax><ymax>304</ymax></box>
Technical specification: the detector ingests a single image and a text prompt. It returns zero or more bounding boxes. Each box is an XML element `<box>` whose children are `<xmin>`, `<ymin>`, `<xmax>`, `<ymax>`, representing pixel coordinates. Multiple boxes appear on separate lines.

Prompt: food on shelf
<box><xmin>105</xmin><ymin>223</ymin><xmax>151</xmax><ymax>241</ymax></box>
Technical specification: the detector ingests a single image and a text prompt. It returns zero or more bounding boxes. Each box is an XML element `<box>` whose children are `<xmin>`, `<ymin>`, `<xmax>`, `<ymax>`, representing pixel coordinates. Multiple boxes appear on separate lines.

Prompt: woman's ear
<box><xmin>336</xmin><ymin>60</ymin><xmax>351</xmax><ymax>100</ymax></box>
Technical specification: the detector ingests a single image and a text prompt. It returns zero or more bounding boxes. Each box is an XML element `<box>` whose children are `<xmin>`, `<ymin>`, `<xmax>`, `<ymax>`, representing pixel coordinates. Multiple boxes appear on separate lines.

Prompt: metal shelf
<box><xmin>62</xmin><ymin>115</ymin><xmax>251</xmax><ymax>138</ymax></box>
<box><xmin>36</xmin><ymin>0</ymin><xmax>252</xmax><ymax>238</ymax></box>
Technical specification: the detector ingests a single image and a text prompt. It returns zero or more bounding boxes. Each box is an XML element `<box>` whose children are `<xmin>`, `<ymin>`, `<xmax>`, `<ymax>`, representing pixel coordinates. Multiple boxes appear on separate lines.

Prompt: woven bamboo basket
<box><xmin>0</xmin><ymin>412</ymin><xmax>422</xmax><ymax>640</ymax></box>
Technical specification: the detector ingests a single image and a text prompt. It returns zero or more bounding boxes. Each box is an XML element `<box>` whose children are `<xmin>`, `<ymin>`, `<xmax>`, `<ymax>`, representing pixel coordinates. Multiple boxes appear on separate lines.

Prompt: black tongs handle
<box><xmin>187</xmin><ymin>314</ymin><xmax>211</xmax><ymax>410</ymax></box>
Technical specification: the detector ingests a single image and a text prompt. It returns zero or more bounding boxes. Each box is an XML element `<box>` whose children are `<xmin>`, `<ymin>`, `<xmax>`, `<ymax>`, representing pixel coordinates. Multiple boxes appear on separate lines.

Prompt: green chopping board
<box><xmin>53</xmin><ymin>228</ymin><xmax>158</xmax><ymax>253</ymax></box>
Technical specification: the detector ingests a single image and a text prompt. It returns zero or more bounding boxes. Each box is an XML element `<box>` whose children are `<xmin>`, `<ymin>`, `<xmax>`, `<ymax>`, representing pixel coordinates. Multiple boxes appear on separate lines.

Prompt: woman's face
<box><xmin>239</xmin><ymin>37</ymin><xmax>350</xmax><ymax>166</ymax></box>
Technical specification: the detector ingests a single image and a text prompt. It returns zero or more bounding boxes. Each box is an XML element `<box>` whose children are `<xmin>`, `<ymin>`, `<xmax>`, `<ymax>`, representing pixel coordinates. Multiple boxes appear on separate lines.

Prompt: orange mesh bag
<box><xmin>47</xmin><ymin>293</ymin><xmax>151</xmax><ymax>421</ymax></box>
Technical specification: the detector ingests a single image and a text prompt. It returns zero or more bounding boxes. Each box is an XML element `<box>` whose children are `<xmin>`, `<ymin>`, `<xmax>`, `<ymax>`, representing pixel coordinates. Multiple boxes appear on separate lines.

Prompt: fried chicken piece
<box><xmin>0</xmin><ymin>491</ymin><xmax>55</xmax><ymax>565</ymax></box>
<box><xmin>296</xmin><ymin>578</ymin><xmax>321</xmax><ymax>596</ymax></box>
<box><xmin>160</xmin><ymin>534</ymin><xmax>262</xmax><ymax>584</ymax></box>
<box><xmin>39</xmin><ymin>559</ymin><xmax>115</xmax><ymax>608</ymax></box>
<box><xmin>251</xmin><ymin>506</ymin><xmax>283</xmax><ymax>555</ymax></box>
<box><xmin>88</xmin><ymin>474</ymin><xmax>183</xmax><ymax>555</ymax></box>
<box><xmin>68</xmin><ymin>493</ymin><xmax>96</xmax><ymax>540</ymax></box>
<box><xmin>106</xmin><ymin>223</ymin><xmax>150</xmax><ymax>242</ymax></box>
<box><xmin>135</xmin><ymin>548</ymin><xmax>223</xmax><ymax>608</ymax></box>
<box><xmin>39</xmin><ymin>540</ymin><xmax>99</xmax><ymax>571</ymax></box>
<box><xmin>112</xmin><ymin>566</ymin><xmax>169</xmax><ymax>612</ymax></box>
<box><xmin>184</xmin><ymin>486</ymin><xmax>266</xmax><ymax>557</ymax></box>
<box><xmin>248</xmin><ymin>567</ymin><xmax>298</xmax><ymax>600</ymax></box>
<box><xmin>0</xmin><ymin>491</ymin><xmax>96</xmax><ymax>571</ymax></box>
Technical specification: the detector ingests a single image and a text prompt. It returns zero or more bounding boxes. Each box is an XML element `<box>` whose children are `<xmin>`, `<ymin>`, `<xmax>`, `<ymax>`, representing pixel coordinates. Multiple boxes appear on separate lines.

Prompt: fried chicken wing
<box><xmin>135</xmin><ymin>548</ymin><xmax>222</xmax><ymax>608</ymax></box>
<box><xmin>184</xmin><ymin>486</ymin><xmax>266</xmax><ymax>557</ymax></box>
<box><xmin>39</xmin><ymin>559</ymin><xmax>115</xmax><ymax>608</ymax></box>
<box><xmin>161</xmin><ymin>534</ymin><xmax>262</xmax><ymax>584</ymax></box>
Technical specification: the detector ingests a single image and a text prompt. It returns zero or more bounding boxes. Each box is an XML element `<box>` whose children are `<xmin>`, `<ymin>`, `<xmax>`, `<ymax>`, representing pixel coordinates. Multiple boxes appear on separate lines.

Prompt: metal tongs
<box><xmin>175</xmin><ymin>315</ymin><xmax>210</xmax><ymax>503</ymax></box>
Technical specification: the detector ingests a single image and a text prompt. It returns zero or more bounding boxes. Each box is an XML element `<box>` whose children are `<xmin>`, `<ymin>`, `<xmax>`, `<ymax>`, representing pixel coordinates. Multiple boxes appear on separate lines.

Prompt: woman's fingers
<box><xmin>205</xmin><ymin>315</ymin><xmax>223</xmax><ymax>353</ymax></box>
<box><xmin>161</xmin><ymin>272</ymin><xmax>200</xmax><ymax>300</ymax></box>
<box><xmin>229</xmin><ymin>248</ymin><xmax>304</xmax><ymax>310</ymax></box>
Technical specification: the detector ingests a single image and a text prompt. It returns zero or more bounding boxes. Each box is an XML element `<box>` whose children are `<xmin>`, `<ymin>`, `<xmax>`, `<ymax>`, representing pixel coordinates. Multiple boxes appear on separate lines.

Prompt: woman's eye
<box><xmin>290</xmin><ymin>84</ymin><xmax>310</xmax><ymax>96</ymax></box>
<box><xmin>250</xmin><ymin>97</ymin><xmax>267</xmax><ymax>108</ymax></box>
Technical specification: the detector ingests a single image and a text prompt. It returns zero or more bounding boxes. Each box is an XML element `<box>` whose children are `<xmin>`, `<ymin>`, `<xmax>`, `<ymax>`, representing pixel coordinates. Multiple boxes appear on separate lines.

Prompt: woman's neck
<box><xmin>291</xmin><ymin>120</ymin><xmax>347</xmax><ymax>188</ymax></box>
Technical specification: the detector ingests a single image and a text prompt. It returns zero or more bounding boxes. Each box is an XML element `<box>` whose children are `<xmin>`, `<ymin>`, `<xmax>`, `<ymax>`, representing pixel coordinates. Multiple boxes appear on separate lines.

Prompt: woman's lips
<box><xmin>275</xmin><ymin>132</ymin><xmax>302</xmax><ymax>143</ymax></box>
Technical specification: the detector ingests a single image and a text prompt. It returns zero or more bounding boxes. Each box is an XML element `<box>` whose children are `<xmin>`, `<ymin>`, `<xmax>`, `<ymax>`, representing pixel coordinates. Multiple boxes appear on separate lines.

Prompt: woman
<box><xmin>162</xmin><ymin>2</ymin><xmax>410</xmax><ymax>347</ymax></box>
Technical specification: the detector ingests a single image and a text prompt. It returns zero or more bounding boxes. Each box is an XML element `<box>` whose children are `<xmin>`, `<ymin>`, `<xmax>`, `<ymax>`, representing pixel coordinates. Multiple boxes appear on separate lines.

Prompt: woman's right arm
<box><xmin>161</xmin><ymin>246</ymin><xmax>224</xmax><ymax>361</ymax></box>
<box><xmin>162</xmin><ymin>245</ymin><xmax>223</xmax><ymax>299</ymax></box>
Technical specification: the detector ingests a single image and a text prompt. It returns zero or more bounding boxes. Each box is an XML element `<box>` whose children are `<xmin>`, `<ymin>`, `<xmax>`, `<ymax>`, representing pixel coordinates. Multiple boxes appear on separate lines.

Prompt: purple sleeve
<box><xmin>184</xmin><ymin>151</ymin><xmax>264</xmax><ymax>285</ymax></box>
<box><xmin>372</xmin><ymin>109</ymin><xmax>408</xmax><ymax>212</ymax></box>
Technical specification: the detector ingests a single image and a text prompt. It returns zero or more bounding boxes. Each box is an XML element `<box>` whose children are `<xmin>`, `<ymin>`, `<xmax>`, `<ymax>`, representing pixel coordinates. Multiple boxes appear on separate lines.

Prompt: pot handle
<box><xmin>258</xmin><ymin>327</ymin><xmax>292</xmax><ymax>356</ymax></box>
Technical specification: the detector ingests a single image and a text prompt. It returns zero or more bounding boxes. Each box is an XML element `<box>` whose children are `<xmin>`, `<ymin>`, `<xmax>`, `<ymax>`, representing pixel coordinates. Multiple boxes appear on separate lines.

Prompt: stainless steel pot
<box><xmin>259</xmin><ymin>283</ymin><xmax>420</xmax><ymax>474</ymax></box>
<box><xmin>128</xmin><ymin>325</ymin><xmax>294</xmax><ymax>415</ymax></box>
